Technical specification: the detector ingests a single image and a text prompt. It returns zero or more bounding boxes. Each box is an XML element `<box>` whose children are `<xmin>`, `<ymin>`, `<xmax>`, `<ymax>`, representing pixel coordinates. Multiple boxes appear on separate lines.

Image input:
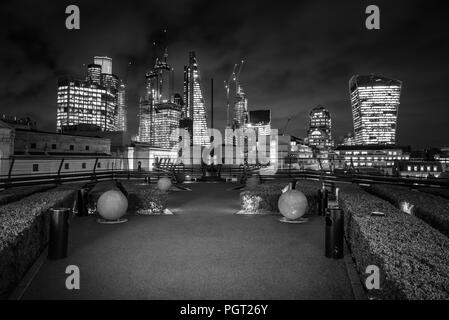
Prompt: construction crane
<box><xmin>281</xmin><ymin>117</ymin><xmax>292</xmax><ymax>135</ymax></box>
<box><xmin>224</xmin><ymin>63</ymin><xmax>237</xmax><ymax>127</ymax></box>
<box><xmin>281</xmin><ymin>111</ymin><xmax>301</xmax><ymax>135</ymax></box>
<box><xmin>234</xmin><ymin>60</ymin><xmax>245</xmax><ymax>90</ymax></box>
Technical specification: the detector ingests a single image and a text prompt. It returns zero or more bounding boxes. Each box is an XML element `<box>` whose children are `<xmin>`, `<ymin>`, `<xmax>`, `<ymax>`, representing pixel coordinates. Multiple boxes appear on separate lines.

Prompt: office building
<box><xmin>233</xmin><ymin>84</ymin><xmax>248</xmax><ymax>129</ymax></box>
<box><xmin>247</xmin><ymin>109</ymin><xmax>271</xmax><ymax>136</ymax></box>
<box><xmin>152</xmin><ymin>103</ymin><xmax>182</xmax><ymax>149</ymax></box>
<box><xmin>57</xmin><ymin>56</ymin><xmax>121</xmax><ymax>132</ymax></box>
<box><xmin>305</xmin><ymin>106</ymin><xmax>333</xmax><ymax>149</ymax></box>
<box><xmin>349</xmin><ymin>74</ymin><xmax>402</xmax><ymax>145</ymax></box>
<box><xmin>116</xmin><ymin>81</ymin><xmax>127</xmax><ymax>132</ymax></box>
<box><xmin>183</xmin><ymin>51</ymin><xmax>208</xmax><ymax>146</ymax></box>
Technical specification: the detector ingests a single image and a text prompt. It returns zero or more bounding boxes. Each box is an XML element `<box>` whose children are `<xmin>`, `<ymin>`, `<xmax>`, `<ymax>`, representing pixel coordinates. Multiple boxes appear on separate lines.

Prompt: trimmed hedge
<box><xmin>368</xmin><ymin>184</ymin><xmax>449</xmax><ymax>238</ymax></box>
<box><xmin>0</xmin><ymin>185</ymin><xmax>56</xmax><ymax>206</ymax></box>
<box><xmin>120</xmin><ymin>181</ymin><xmax>168</xmax><ymax>215</ymax></box>
<box><xmin>0</xmin><ymin>187</ymin><xmax>77</xmax><ymax>299</ymax></box>
<box><xmin>419</xmin><ymin>187</ymin><xmax>449</xmax><ymax>200</ymax></box>
<box><xmin>238</xmin><ymin>180</ymin><xmax>321</xmax><ymax>214</ymax></box>
<box><xmin>339</xmin><ymin>184</ymin><xmax>449</xmax><ymax>300</ymax></box>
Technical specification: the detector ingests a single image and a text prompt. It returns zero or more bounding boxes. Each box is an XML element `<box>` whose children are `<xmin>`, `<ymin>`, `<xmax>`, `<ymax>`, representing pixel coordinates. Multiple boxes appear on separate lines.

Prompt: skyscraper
<box><xmin>152</xmin><ymin>103</ymin><xmax>182</xmax><ymax>149</ymax></box>
<box><xmin>233</xmin><ymin>84</ymin><xmax>248</xmax><ymax>129</ymax></box>
<box><xmin>145</xmin><ymin>49</ymin><xmax>174</xmax><ymax>104</ymax></box>
<box><xmin>349</xmin><ymin>74</ymin><xmax>402</xmax><ymax>145</ymax></box>
<box><xmin>138</xmin><ymin>99</ymin><xmax>153</xmax><ymax>143</ymax></box>
<box><xmin>94</xmin><ymin>56</ymin><xmax>113</xmax><ymax>74</ymax></box>
<box><xmin>247</xmin><ymin>109</ymin><xmax>271</xmax><ymax>136</ymax></box>
<box><xmin>86</xmin><ymin>64</ymin><xmax>101</xmax><ymax>85</ymax></box>
<box><xmin>183</xmin><ymin>51</ymin><xmax>208</xmax><ymax>146</ymax></box>
<box><xmin>116</xmin><ymin>81</ymin><xmax>127</xmax><ymax>132</ymax></box>
<box><xmin>138</xmin><ymin>48</ymin><xmax>180</xmax><ymax>147</ymax></box>
<box><xmin>305</xmin><ymin>106</ymin><xmax>333</xmax><ymax>149</ymax></box>
<box><xmin>57</xmin><ymin>56</ymin><xmax>121</xmax><ymax>132</ymax></box>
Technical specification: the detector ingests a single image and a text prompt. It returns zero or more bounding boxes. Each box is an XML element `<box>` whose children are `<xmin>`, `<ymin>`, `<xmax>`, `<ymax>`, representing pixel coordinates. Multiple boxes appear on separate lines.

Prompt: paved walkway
<box><xmin>22</xmin><ymin>182</ymin><xmax>354</xmax><ymax>299</ymax></box>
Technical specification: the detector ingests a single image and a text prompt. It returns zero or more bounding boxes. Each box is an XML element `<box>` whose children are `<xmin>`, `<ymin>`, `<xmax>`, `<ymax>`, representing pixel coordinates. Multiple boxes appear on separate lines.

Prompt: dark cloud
<box><xmin>0</xmin><ymin>0</ymin><xmax>448</xmax><ymax>148</ymax></box>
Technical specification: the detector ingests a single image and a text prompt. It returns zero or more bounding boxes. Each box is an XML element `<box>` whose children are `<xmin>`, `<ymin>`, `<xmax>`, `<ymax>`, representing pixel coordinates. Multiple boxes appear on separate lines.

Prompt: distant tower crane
<box><xmin>224</xmin><ymin>64</ymin><xmax>237</xmax><ymax>127</ymax></box>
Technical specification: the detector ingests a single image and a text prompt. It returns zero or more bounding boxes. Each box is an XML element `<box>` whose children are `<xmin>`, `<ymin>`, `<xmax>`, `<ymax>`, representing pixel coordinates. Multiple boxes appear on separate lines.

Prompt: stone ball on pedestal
<box><xmin>97</xmin><ymin>190</ymin><xmax>128</xmax><ymax>221</ymax></box>
<box><xmin>278</xmin><ymin>189</ymin><xmax>308</xmax><ymax>220</ymax></box>
<box><xmin>157</xmin><ymin>177</ymin><xmax>172</xmax><ymax>192</ymax></box>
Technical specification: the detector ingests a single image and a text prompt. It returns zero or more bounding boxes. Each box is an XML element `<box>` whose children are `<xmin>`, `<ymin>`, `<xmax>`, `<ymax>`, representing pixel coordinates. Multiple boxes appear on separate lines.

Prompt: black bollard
<box><xmin>320</xmin><ymin>189</ymin><xmax>328</xmax><ymax>216</ymax></box>
<box><xmin>325</xmin><ymin>207</ymin><xmax>344</xmax><ymax>259</ymax></box>
<box><xmin>48</xmin><ymin>208</ymin><xmax>70</xmax><ymax>260</ymax></box>
<box><xmin>76</xmin><ymin>188</ymin><xmax>89</xmax><ymax>216</ymax></box>
<box><xmin>317</xmin><ymin>189</ymin><xmax>323</xmax><ymax>215</ymax></box>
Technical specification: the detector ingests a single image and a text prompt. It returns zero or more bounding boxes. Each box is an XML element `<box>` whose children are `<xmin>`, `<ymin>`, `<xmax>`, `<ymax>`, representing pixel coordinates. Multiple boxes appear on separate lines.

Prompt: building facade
<box><xmin>233</xmin><ymin>84</ymin><xmax>248</xmax><ymax>129</ymax></box>
<box><xmin>349</xmin><ymin>74</ymin><xmax>402</xmax><ymax>145</ymax></box>
<box><xmin>116</xmin><ymin>81</ymin><xmax>127</xmax><ymax>132</ymax></box>
<box><xmin>305</xmin><ymin>106</ymin><xmax>333</xmax><ymax>149</ymax></box>
<box><xmin>152</xmin><ymin>103</ymin><xmax>182</xmax><ymax>149</ymax></box>
<box><xmin>57</xmin><ymin>56</ymin><xmax>122</xmax><ymax>132</ymax></box>
<box><xmin>334</xmin><ymin>145</ymin><xmax>410</xmax><ymax>172</ymax></box>
<box><xmin>183</xmin><ymin>51</ymin><xmax>208</xmax><ymax>146</ymax></box>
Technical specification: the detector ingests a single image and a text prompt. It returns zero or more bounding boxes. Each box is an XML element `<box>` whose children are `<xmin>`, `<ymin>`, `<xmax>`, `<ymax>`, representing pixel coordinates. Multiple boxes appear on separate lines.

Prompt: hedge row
<box><xmin>419</xmin><ymin>187</ymin><xmax>449</xmax><ymax>200</ymax></box>
<box><xmin>368</xmin><ymin>184</ymin><xmax>449</xmax><ymax>238</ymax></box>
<box><xmin>0</xmin><ymin>186</ymin><xmax>77</xmax><ymax>299</ymax></box>
<box><xmin>238</xmin><ymin>180</ymin><xmax>322</xmax><ymax>214</ymax></box>
<box><xmin>120</xmin><ymin>181</ymin><xmax>168</xmax><ymax>215</ymax></box>
<box><xmin>0</xmin><ymin>185</ymin><xmax>56</xmax><ymax>206</ymax></box>
<box><xmin>339</xmin><ymin>184</ymin><xmax>449</xmax><ymax>300</ymax></box>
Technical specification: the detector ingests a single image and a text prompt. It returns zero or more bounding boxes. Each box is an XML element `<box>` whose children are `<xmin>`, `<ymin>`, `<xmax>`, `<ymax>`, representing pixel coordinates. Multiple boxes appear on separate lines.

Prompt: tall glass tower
<box><xmin>233</xmin><ymin>84</ymin><xmax>248</xmax><ymax>129</ymax></box>
<box><xmin>349</xmin><ymin>75</ymin><xmax>402</xmax><ymax>145</ymax></box>
<box><xmin>57</xmin><ymin>56</ymin><xmax>120</xmax><ymax>132</ymax></box>
<box><xmin>116</xmin><ymin>81</ymin><xmax>127</xmax><ymax>132</ymax></box>
<box><xmin>183</xmin><ymin>51</ymin><xmax>208</xmax><ymax>146</ymax></box>
<box><xmin>305</xmin><ymin>106</ymin><xmax>333</xmax><ymax>149</ymax></box>
<box><xmin>138</xmin><ymin>48</ymin><xmax>180</xmax><ymax>147</ymax></box>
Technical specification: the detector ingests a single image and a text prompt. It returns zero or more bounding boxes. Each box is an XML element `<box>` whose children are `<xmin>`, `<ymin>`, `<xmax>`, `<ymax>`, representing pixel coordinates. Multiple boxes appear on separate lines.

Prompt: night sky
<box><xmin>0</xmin><ymin>0</ymin><xmax>448</xmax><ymax>148</ymax></box>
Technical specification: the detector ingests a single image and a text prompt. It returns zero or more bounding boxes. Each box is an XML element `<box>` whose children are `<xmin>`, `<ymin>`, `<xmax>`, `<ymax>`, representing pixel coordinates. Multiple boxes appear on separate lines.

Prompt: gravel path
<box><xmin>21</xmin><ymin>182</ymin><xmax>354</xmax><ymax>300</ymax></box>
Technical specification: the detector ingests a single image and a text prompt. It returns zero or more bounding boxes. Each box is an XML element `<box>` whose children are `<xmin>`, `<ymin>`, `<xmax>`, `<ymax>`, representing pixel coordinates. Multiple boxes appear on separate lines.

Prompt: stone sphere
<box><xmin>246</xmin><ymin>175</ymin><xmax>260</xmax><ymax>189</ymax></box>
<box><xmin>157</xmin><ymin>177</ymin><xmax>172</xmax><ymax>192</ymax></box>
<box><xmin>278</xmin><ymin>189</ymin><xmax>308</xmax><ymax>220</ymax></box>
<box><xmin>97</xmin><ymin>190</ymin><xmax>128</xmax><ymax>220</ymax></box>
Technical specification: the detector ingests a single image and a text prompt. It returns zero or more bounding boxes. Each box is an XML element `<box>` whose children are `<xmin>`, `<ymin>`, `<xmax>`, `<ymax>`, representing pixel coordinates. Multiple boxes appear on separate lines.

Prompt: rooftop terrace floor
<box><xmin>21</xmin><ymin>182</ymin><xmax>354</xmax><ymax>300</ymax></box>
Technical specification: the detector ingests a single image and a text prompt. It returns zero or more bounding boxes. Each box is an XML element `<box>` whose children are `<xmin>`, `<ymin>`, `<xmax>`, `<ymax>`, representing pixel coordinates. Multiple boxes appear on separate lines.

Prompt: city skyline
<box><xmin>0</xmin><ymin>0</ymin><xmax>448</xmax><ymax>148</ymax></box>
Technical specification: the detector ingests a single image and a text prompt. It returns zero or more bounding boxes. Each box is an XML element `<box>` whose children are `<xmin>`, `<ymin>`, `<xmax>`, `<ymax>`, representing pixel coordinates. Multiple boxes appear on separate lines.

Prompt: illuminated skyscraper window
<box><xmin>349</xmin><ymin>75</ymin><xmax>402</xmax><ymax>145</ymax></box>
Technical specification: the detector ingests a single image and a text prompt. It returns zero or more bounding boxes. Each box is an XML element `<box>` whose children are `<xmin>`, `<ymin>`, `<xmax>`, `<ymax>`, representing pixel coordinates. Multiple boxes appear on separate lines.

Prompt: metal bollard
<box><xmin>76</xmin><ymin>188</ymin><xmax>89</xmax><ymax>217</ymax></box>
<box><xmin>48</xmin><ymin>208</ymin><xmax>70</xmax><ymax>260</ymax></box>
<box><xmin>318</xmin><ymin>188</ymin><xmax>328</xmax><ymax>216</ymax></box>
<box><xmin>325</xmin><ymin>207</ymin><xmax>344</xmax><ymax>259</ymax></box>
